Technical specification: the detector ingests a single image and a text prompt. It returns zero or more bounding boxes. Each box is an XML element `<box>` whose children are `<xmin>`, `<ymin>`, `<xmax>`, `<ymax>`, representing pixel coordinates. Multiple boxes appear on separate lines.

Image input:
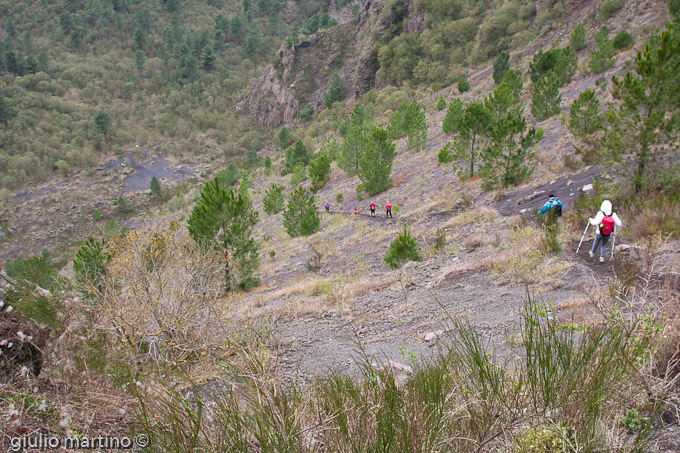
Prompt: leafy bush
<box><xmin>336</xmin><ymin>193</ymin><xmax>344</xmax><ymax>203</ymax></box>
<box><xmin>613</xmin><ymin>30</ymin><xmax>634</xmax><ymax>49</ymax></box>
<box><xmin>384</xmin><ymin>224</ymin><xmax>421</xmax><ymax>268</ymax></box>
<box><xmin>435</xmin><ymin>96</ymin><xmax>446</xmax><ymax>111</ymax></box>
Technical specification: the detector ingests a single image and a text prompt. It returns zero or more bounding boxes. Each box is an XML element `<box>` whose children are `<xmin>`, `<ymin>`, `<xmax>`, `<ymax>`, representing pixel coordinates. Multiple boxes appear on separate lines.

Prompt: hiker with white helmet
<box><xmin>588</xmin><ymin>200</ymin><xmax>622</xmax><ymax>263</ymax></box>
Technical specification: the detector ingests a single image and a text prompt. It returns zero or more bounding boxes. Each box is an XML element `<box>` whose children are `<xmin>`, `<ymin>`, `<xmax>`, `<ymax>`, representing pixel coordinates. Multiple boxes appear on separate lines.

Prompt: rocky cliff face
<box><xmin>247</xmin><ymin>0</ymin><xmax>401</xmax><ymax>127</ymax></box>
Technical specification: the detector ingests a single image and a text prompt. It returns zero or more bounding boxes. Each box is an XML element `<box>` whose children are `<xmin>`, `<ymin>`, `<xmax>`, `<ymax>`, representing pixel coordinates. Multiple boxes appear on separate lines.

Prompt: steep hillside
<box><xmin>2</xmin><ymin>0</ymin><xmax>680</xmax><ymax>450</ymax></box>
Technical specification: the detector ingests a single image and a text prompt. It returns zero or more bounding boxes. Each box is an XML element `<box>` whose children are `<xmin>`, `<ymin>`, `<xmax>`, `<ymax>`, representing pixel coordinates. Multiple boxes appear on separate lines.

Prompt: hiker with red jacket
<box><xmin>324</xmin><ymin>201</ymin><xmax>331</xmax><ymax>213</ymax></box>
<box><xmin>369</xmin><ymin>201</ymin><xmax>376</xmax><ymax>216</ymax></box>
<box><xmin>385</xmin><ymin>200</ymin><xmax>393</xmax><ymax>218</ymax></box>
<box><xmin>588</xmin><ymin>200</ymin><xmax>622</xmax><ymax>263</ymax></box>
<box><xmin>353</xmin><ymin>207</ymin><xmax>360</xmax><ymax>215</ymax></box>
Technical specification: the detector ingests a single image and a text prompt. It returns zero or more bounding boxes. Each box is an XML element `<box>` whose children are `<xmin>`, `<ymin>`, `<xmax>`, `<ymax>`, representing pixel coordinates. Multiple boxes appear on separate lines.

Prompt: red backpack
<box><xmin>600</xmin><ymin>214</ymin><xmax>615</xmax><ymax>235</ymax></box>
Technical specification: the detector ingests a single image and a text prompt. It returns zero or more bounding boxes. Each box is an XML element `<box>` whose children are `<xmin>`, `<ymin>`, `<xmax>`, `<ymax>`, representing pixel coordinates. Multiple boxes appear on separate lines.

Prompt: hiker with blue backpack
<box><xmin>588</xmin><ymin>200</ymin><xmax>622</xmax><ymax>263</ymax></box>
<box><xmin>538</xmin><ymin>194</ymin><xmax>563</xmax><ymax>217</ymax></box>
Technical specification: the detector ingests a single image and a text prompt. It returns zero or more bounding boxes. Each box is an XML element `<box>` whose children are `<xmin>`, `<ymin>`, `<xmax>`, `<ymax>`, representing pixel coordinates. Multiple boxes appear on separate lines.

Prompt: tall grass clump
<box><xmin>133</xmin><ymin>288</ymin><xmax>666</xmax><ymax>452</ymax></box>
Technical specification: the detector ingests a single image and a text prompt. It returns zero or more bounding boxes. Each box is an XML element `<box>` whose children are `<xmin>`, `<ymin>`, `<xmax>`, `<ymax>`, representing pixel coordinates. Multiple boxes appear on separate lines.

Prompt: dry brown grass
<box><xmin>443</xmin><ymin>206</ymin><xmax>498</xmax><ymax>229</ymax></box>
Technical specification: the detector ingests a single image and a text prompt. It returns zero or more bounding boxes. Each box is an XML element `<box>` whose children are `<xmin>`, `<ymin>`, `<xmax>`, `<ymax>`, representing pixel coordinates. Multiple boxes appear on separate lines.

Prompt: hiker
<box><xmin>353</xmin><ymin>207</ymin><xmax>360</xmax><ymax>215</ymax></box>
<box><xmin>324</xmin><ymin>201</ymin><xmax>331</xmax><ymax>213</ymax></box>
<box><xmin>385</xmin><ymin>200</ymin><xmax>393</xmax><ymax>218</ymax></box>
<box><xmin>588</xmin><ymin>200</ymin><xmax>622</xmax><ymax>263</ymax></box>
<box><xmin>538</xmin><ymin>194</ymin><xmax>563</xmax><ymax>218</ymax></box>
<box><xmin>369</xmin><ymin>201</ymin><xmax>376</xmax><ymax>216</ymax></box>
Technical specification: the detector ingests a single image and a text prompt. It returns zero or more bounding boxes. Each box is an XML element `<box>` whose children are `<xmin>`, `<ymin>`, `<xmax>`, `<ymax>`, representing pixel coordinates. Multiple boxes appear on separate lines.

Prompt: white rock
<box><xmin>424</xmin><ymin>330</ymin><xmax>445</xmax><ymax>342</ymax></box>
<box><xmin>582</xmin><ymin>184</ymin><xmax>594</xmax><ymax>193</ymax></box>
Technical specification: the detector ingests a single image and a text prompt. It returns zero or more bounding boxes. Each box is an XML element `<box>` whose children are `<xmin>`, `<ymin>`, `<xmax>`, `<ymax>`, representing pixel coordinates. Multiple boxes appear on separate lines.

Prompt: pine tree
<box><xmin>570</xmin><ymin>23</ymin><xmax>587</xmax><ymax>51</ymax></box>
<box><xmin>404</xmin><ymin>101</ymin><xmax>427</xmax><ymax>151</ymax></box>
<box><xmin>589</xmin><ymin>26</ymin><xmax>615</xmax><ymax>74</ymax></box>
<box><xmin>358</xmin><ymin>127</ymin><xmax>395</xmax><ymax>195</ymax></box>
<box><xmin>150</xmin><ymin>176</ymin><xmax>164</xmax><ymax>200</ymax></box>
<box><xmin>133</xmin><ymin>26</ymin><xmax>146</xmax><ymax>50</ymax></box>
<box><xmin>436</xmin><ymin>96</ymin><xmax>446</xmax><ymax>111</ymax></box>
<box><xmin>308</xmin><ymin>152</ymin><xmax>331</xmax><ymax>190</ymax></box>
<box><xmin>283</xmin><ymin>186</ymin><xmax>320</xmax><ymax>237</ymax></box>
<box><xmin>482</xmin><ymin>110</ymin><xmax>539</xmax><ymax>190</ymax></box>
<box><xmin>569</xmin><ymin>88</ymin><xmax>602</xmax><ymax>162</ymax></box>
<box><xmin>285</xmin><ymin>140</ymin><xmax>311</xmax><ymax>173</ymax></box>
<box><xmin>116</xmin><ymin>194</ymin><xmax>132</xmax><ymax>214</ymax></box>
<box><xmin>290</xmin><ymin>162</ymin><xmax>306</xmax><ymax>187</ymax></box>
<box><xmin>134</xmin><ymin>50</ymin><xmax>146</xmax><ymax>73</ymax></box>
<box><xmin>188</xmin><ymin>177</ymin><xmax>259</xmax><ymax>291</ymax></box>
<box><xmin>493</xmin><ymin>51</ymin><xmax>510</xmax><ymax>85</ymax></box>
<box><xmin>262</xmin><ymin>184</ymin><xmax>285</xmax><ymax>215</ymax></box>
<box><xmin>451</xmin><ymin>101</ymin><xmax>492</xmax><ymax>179</ymax></box>
<box><xmin>338</xmin><ymin>106</ymin><xmax>374</xmax><ymax>175</ymax></box>
<box><xmin>442</xmin><ymin>98</ymin><xmax>463</xmax><ymax>135</ymax></box>
<box><xmin>569</xmin><ymin>88</ymin><xmax>601</xmax><ymax>137</ymax></box>
<box><xmin>531</xmin><ymin>71</ymin><xmax>562</xmax><ymax>120</ymax></box>
<box><xmin>323</xmin><ymin>71</ymin><xmax>346</xmax><ymax>107</ymax></box>
<box><xmin>73</xmin><ymin>236</ymin><xmax>109</xmax><ymax>292</ymax></box>
<box><xmin>201</xmin><ymin>45</ymin><xmax>216</xmax><ymax>70</ymax></box>
<box><xmin>384</xmin><ymin>224</ymin><xmax>421</xmax><ymax>269</ymax></box>
<box><xmin>457</xmin><ymin>74</ymin><xmax>470</xmax><ymax>92</ymax></box>
<box><xmin>605</xmin><ymin>22</ymin><xmax>680</xmax><ymax>193</ymax></box>
<box><xmin>0</xmin><ymin>91</ymin><xmax>13</xmax><ymax>126</ymax></box>
<box><xmin>215</xmin><ymin>164</ymin><xmax>239</xmax><ymax>187</ymax></box>
<box><xmin>94</xmin><ymin>110</ymin><xmax>112</xmax><ymax>136</ymax></box>
<box><xmin>276</xmin><ymin>127</ymin><xmax>291</xmax><ymax>148</ymax></box>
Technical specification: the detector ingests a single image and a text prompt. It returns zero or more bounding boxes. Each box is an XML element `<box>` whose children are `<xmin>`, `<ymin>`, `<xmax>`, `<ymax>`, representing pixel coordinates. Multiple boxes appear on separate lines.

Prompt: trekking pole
<box><xmin>576</xmin><ymin>221</ymin><xmax>589</xmax><ymax>254</ymax></box>
<box><xmin>611</xmin><ymin>225</ymin><xmax>616</xmax><ymax>259</ymax></box>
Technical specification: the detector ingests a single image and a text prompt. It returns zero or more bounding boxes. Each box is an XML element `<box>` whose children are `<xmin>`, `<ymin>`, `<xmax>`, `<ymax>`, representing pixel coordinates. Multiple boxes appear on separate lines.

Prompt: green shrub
<box><xmin>438</xmin><ymin>143</ymin><xmax>454</xmax><ymax>164</ymax></box>
<box><xmin>436</xmin><ymin>96</ymin><xmax>446</xmax><ymax>111</ymax></box>
<box><xmin>298</xmin><ymin>106</ymin><xmax>313</xmax><ymax>122</ymax></box>
<box><xmin>336</xmin><ymin>193</ymin><xmax>344</xmax><ymax>203</ymax></box>
<box><xmin>671</xmin><ymin>0</ymin><xmax>680</xmax><ymax>18</ymax></box>
<box><xmin>4</xmin><ymin>249</ymin><xmax>59</xmax><ymax>292</ymax></box>
<box><xmin>116</xmin><ymin>194</ymin><xmax>133</xmax><ymax>214</ymax></box>
<box><xmin>457</xmin><ymin>74</ymin><xmax>470</xmax><ymax>92</ymax></box>
<box><xmin>384</xmin><ymin>224</ymin><xmax>421</xmax><ymax>269</ymax></box>
<box><xmin>92</xmin><ymin>209</ymin><xmax>102</xmax><ymax>221</ymax></box>
<box><xmin>215</xmin><ymin>164</ymin><xmax>239</xmax><ymax>187</ymax></box>
<box><xmin>600</xmin><ymin>0</ymin><xmax>625</xmax><ymax>22</ymax></box>
<box><xmin>612</xmin><ymin>30</ymin><xmax>634</xmax><ymax>49</ymax></box>
<box><xmin>290</xmin><ymin>162</ymin><xmax>307</xmax><ymax>187</ymax></box>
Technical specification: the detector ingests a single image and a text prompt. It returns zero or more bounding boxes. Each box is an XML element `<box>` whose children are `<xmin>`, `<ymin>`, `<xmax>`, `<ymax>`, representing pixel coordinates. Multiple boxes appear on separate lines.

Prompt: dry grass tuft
<box><xmin>443</xmin><ymin>206</ymin><xmax>498</xmax><ymax>229</ymax></box>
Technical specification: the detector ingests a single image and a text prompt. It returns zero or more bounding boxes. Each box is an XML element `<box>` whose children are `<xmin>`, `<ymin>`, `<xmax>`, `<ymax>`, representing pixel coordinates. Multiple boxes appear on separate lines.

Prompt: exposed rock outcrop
<box><xmin>247</xmin><ymin>0</ymin><xmax>402</xmax><ymax>127</ymax></box>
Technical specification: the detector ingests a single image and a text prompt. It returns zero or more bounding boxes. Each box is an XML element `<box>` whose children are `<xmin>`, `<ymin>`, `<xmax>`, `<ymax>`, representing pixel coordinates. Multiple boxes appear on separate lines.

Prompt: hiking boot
<box><xmin>599</xmin><ymin>257</ymin><xmax>605</xmax><ymax>263</ymax></box>
<box><xmin>589</xmin><ymin>251</ymin><xmax>594</xmax><ymax>258</ymax></box>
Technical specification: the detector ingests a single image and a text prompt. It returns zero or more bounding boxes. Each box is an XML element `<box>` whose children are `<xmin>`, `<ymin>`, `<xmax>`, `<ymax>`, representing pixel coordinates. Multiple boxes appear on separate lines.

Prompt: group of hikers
<box><xmin>322</xmin><ymin>191</ymin><xmax>622</xmax><ymax>263</ymax></box>
<box><xmin>538</xmin><ymin>194</ymin><xmax>622</xmax><ymax>263</ymax></box>
<box><xmin>324</xmin><ymin>200</ymin><xmax>393</xmax><ymax>218</ymax></box>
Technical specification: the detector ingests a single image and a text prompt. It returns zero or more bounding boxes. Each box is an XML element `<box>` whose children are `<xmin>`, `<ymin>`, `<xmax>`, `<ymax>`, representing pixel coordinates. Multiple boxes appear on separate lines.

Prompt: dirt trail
<box><xmin>272</xmin><ymin>165</ymin><xmax>623</xmax><ymax>384</ymax></box>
